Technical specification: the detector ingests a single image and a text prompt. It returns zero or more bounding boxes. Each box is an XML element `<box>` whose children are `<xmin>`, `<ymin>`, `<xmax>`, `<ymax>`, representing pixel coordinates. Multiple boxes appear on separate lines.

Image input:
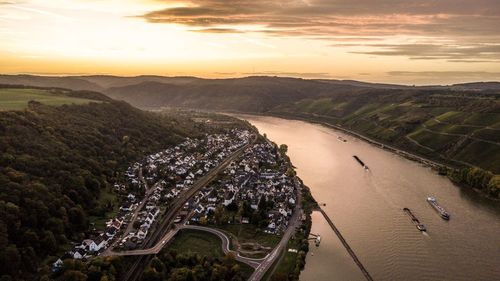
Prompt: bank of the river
<box><xmin>239</xmin><ymin>115</ymin><xmax>500</xmax><ymax>281</ymax></box>
<box><xmin>263</xmin><ymin>144</ymin><xmax>317</xmax><ymax>281</ymax></box>
<box><xmin>226</xmin><ymin>111</ymin><xmax>499</xmax><ymax>200</ymax></box>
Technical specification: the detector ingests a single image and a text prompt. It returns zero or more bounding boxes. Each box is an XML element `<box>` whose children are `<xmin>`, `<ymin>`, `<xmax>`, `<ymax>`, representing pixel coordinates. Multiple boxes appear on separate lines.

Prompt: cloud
<box><xmin>141</xmin><ymin>1</ymin><xmax>500</xmax><ymax>36</ymax></box>
<box><xmin>349</xmin><ymin>43</ymin><xmax>500</xmax><ymax>62</ymax></box>
<box><xmin>213</xmin><ymin>72</ymin><xmax>238</xmax><ymax>75</ymax></box>
<box><xmin>190</xmin><ymin>27</ymin><xmax>244</xmax><ymax>33</ymax></box>
<box><xmin>387</xmin><ymin>71</ymin><xmax>500</xmax><ymax>79</ymax></box>
<box><xmin>140</xmin><ymin>1</ymin><xmax>500</xmax><ymax>62</ymax></box>
<box><xmin>242</xmin><ymin>71</ymin><xmax>333</xmax><ymax>78</ymax></box>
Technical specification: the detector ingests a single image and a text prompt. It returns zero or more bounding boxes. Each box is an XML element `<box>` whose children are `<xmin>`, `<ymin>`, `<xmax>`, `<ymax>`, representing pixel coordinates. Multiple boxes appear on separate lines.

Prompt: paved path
<box><xmin>102</xmin><ymin>170</ymin><xmax>157</xmax><ymax>255</ymax></box>
<box><xmin>421</xmin><ymin>125</ymin><xmax>500</xmax><ymax>146</ymax></box>
<box><xmin>104</xmin><ymin>224</ymin><xmax>263</xmax><ymax>269</ymax></box>
<box><xmin>433</xmin><ymin>117</ymin><xmax>500</xmax><ymax>131</ymax></box>
<box><xmin>102</xmin><ymin>227</ymin><xmax>180</xmax><ymax>257</ymax></box>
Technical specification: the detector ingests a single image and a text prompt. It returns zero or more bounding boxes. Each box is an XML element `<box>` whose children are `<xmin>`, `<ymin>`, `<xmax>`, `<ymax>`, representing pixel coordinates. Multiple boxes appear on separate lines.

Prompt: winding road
<box><xmin>103</xmin><ymin>224</ymin><xmax>263</xmax><ymax>268</ymax></box>
<box><xmin>182</xmin><ymin>225</ymin><xmax>263</xmax><ymax>268</ymax></box>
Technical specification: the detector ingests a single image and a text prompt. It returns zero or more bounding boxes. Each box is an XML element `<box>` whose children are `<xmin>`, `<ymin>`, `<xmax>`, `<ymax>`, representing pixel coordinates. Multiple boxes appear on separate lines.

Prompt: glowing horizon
<box><xmin>1</xmin><ymin>0</ymin><xmax>499</xmax><ymax>85</ymax></box>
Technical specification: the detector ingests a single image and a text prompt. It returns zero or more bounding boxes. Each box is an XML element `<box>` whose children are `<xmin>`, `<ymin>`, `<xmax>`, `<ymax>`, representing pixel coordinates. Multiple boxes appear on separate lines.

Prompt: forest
<box><xmin>142</xmin><ymin>251</ymin><xmax>247</xmax><ymax>281</ymax></box>
<box><xmin>0</xmin><ymin>93</ymin><xmax>245</xmax><ymax>280</ymax></box>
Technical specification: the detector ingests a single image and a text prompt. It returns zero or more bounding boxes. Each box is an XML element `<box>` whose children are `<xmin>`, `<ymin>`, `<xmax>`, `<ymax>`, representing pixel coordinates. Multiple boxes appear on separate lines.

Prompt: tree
<box><xmin>199</xmin><ymin>217</ymin><xmax>208</xmax><ymax>225</ymax></box>
<box><xmin>214</xmin><ymin>205</ymin><xmax>226</xmax><ymax>225</ymax></box>
<box><xmin>487</xmin><ymin>175</ymin><xmax>500</xmax><ymax>198</ymax></box>
<box><xmin>41</xmin><ymin>231</ymin><xmax>57</xmax><ymax>255</ymax></box>
<box><xmin>258</xmin><ymin>195</ymin><xmax>267</xmax><ymax>211</ymax></box>
<box><xmin>133</xmin><ymin>221</ymin><xmax>142</xmax><ymax>229</ymax></box>
<box><xmin>68</xmin><ymin>206</ymin><xmax>87</xmax><ymax>231</ymax></box>
<box><xmin>142</xmin><ymin>268</ymin><xmax>162</xmax><ymax>281</ymax></box>
<box><xmin>61</xmin><ymin>270</ymin><xmax>87</xmax><ymax>281</ymax></box>
<box><xmin>0</xmin><ymin>245</ymin><xmax>20</xmax><ymax>276</ymax></box>
<box><xmin>150</xmin><ymin>257</ymin><xmax>165</xmax><ymax>273</ymax></box>
<box><xmin>279</xmin><ymin>144</ymin><xmax>288</xmax><ymax>155</ymax></box>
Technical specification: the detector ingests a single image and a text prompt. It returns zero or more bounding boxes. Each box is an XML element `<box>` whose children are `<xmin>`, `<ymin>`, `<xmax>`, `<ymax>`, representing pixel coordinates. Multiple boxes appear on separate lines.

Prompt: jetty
<box><xmin>318</xmin><ymin>209</ymin><xmax>374</xmax><ymax>281</ymax></box>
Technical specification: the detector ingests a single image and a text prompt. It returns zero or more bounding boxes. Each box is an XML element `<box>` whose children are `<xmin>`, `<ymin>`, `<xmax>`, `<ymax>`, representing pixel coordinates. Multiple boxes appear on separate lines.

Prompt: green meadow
<box><xmin>0</xmin><ymin>88</ymin><xmax>95</xmax><ymax>110</ymax></box>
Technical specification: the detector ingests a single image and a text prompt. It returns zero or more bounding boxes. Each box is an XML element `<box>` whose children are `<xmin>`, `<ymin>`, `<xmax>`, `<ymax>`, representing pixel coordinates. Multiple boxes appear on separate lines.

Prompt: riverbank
<box><xmin>227</xmin><ymin>111</ymin><xmax>499</xmax><ymax>201</ymax></box>
<box><xmin>264</xmin><ymin>178</ymin><xmax>316</xmax><ymax>281</ymax></box>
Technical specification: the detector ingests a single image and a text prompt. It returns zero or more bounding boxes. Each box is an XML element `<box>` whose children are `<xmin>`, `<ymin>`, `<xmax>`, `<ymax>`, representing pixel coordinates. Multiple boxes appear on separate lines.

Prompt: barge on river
<box><xmin>403</xmin><ymin>208</ymin><xmax>427</xmax><ymax>232</ymax></box>
<box><xmin>427</xmin><ymin>196</ymin><xmax>450</xmax><ymax>220</ymax></box>
<box><xmin>353</xmin><ymin>155</ymin><xmax>369</xmax><ymax>170</ymax></box>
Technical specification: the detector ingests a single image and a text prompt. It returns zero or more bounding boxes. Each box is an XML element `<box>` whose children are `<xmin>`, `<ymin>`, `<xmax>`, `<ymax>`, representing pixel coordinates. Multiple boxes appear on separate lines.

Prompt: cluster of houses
<box><xmin>189</xmin><ymin>140</ymin><xmax>298</xmax><ymax>234</ymax></box>
<box><xmin>114</xmin><ymin>129</ymin><xmax>253</xmax><ymax>249</ymax></box>
<box><xmin>53</xmin><ymin>129</ymin><xmax>253</xmax><ymax>270</ymax></box>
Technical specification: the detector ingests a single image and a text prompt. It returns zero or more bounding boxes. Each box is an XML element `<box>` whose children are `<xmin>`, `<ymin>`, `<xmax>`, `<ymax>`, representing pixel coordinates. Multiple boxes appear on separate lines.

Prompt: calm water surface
<box><xmin>239</xmin><ymin>115</ymin><xmax>500</xmax><ymax>281</ymax></box>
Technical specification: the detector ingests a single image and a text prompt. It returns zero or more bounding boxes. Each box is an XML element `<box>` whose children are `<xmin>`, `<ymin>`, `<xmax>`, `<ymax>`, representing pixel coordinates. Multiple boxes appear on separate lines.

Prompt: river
<box><xmin>238</xmin><ymin>115</ymin><xmax>500</xmax><ymax>281</ymax></box>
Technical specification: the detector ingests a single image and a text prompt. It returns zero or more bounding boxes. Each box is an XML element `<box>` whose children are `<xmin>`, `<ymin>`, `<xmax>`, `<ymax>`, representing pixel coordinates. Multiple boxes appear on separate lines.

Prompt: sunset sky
<box><xmin>1</xmin><ymin>0</ymin><xmax>499</xmax><ymax>84</ymax></box>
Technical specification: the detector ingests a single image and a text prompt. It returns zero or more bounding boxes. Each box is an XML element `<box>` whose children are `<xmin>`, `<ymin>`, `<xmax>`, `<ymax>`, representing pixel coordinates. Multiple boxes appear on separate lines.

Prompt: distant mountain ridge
<box><xmin>1</xmin><ymin>74</ymin><xmax>499</xmax><ymax>93</ymax></box>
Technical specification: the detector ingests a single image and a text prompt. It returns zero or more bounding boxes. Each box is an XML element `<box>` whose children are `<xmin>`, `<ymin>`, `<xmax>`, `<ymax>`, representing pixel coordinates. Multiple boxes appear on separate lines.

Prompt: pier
<box><xmin>318</xmin><ymin>209</ymin><xmax>374</xmax><ymax>281</ymax></box>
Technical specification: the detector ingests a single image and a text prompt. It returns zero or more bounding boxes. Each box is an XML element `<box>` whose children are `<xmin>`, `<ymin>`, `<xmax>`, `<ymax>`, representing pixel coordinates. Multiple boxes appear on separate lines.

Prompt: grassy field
<box><xmin>168</xmin><ymin>229</ymin><xmax>225</xmax><ymax>257</ymax></box>
<box><xmin>88</xmin><ymin>188</ymin><xmax>119</xmax><ymax>231</ymax></box>
<box><xmin>215</xmin><ymin>224</ymin><xmax>282</xmax><ymax>250</ymax></box>
<box><xmin>265</xmin><ymin>239</ymin><xmax>300</xmax><ymax>281</ymax></box>
<box><xmin>167</xmin><ymin>229</ymin><xmax>254</xmax><ymax>278</ymax></box>
<box><xmin>0</xmin><ymin>88</ymin><xmax>95</xmax><ymax>110</ymax></box>
<box><xmin>408</xmin><ymin>129</ymin><xmax>458</xmax><ymax>151</ymax></box>
<box><xmin>455</xmin><ymin>141</ymin><xmax>500</xmax><ymax>172</ymax></box>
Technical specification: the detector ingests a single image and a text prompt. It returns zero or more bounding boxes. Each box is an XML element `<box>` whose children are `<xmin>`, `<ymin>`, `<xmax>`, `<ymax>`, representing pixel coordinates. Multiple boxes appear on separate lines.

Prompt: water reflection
<box><xmin>239</xmin><ymin>115</ymin><xmax>500</xmax><ymax>281</ymax></box>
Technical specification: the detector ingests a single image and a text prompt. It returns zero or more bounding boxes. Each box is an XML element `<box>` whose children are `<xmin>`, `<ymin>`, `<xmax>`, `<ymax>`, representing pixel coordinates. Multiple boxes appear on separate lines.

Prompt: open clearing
<box><xmin>167</xmin><ymin>229</ymin><xmax>254</xmax><ymax>278</ymax></box>
<box><xmin>0</xmin><ymin>88</ymin><xmax>95</xmax><ymax>110</ymax></box>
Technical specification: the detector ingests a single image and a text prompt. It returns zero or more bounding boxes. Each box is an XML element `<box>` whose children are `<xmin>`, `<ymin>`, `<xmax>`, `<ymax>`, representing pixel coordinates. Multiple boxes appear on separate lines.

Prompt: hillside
<box><xmin>104</xmin><ymin>77</ymin><xmax>354</xmax><ymax>111</ymax></box>
<box><xmin>0</xmin><ymin>88</ymin><xmax>247</xmax><ymax>280</ymax></box>
<box><xmin>0</xmin><ymin>74</ymin><xmax>498</xmax><ymax>180</ymax></box>
<box><xmin>0</xmin><ymin>75</ymin><xmax>103</xmax><ymax>92</ymax></box>
<box><xmin>272</xmin><ymin>89</ymin><xmax>500</xmax><ymax>172</ymax></box>
<box><xmin>101</xmin><ymin>79</ymin><xmax>500</xmax><ymax>171</ymax></box>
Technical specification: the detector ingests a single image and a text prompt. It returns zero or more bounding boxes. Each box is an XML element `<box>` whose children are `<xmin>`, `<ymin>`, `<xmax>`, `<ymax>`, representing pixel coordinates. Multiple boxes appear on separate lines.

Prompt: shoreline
<box><xmin>222</xmin><ymin>110</ymin><xmax>499</xmax><ymax>202</ymax></box>
<box><xmin>226</xmin><ymin>111</ymin><xmax>446</xmax><ymax>169</ymax></box>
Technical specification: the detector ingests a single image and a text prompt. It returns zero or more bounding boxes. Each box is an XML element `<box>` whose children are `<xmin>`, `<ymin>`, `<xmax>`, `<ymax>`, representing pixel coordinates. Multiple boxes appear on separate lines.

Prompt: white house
<box><xmin>137</xmin><ymin>226</ymin><xmax>148</xmax><ymax>239</ymax></box>
<box><xmin>92</xmin><ymin>235</ymin><xmax>107</xmax><ymax>251</ymax></box>
<box><xmin>72</xmin><ymin>248</ymin><xmax>86</xmax><ymax>259</ymax></box>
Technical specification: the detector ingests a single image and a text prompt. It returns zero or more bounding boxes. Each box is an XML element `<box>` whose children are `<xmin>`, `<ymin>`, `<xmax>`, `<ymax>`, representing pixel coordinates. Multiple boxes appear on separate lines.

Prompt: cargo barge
<box><xmin>427</xmin><ymin>197</ymin><xmax>450</xmax><ymax>220</ymax></box>
<box><xmin>403</xmin><ymin>208</ymin><xmax>427</xmax><ymax>231</ymax></box>
<box><xmin>353</xmin><ymin>155</ymin><xmax>369</xmax><ymax>170</ymax></box>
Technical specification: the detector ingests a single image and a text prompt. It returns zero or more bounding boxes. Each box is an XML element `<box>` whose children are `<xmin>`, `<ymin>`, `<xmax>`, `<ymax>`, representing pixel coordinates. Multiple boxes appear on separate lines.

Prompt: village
<box><xmin>53</xmin><ymin>128</ymin><xmax>253</xmax><ymax>270</ymax></box>
<box><xmin>188</xmin><ymin>140</ymin><xmax>298</xmax><ymax>235</ymax></box>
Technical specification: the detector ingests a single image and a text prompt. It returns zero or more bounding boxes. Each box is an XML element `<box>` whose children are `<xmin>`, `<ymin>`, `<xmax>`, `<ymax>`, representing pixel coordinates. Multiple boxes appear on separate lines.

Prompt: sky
<box><xmin>1</xmin><ymin>0</ymin><xmax>499</xmax><ymax>85</ymax></box>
